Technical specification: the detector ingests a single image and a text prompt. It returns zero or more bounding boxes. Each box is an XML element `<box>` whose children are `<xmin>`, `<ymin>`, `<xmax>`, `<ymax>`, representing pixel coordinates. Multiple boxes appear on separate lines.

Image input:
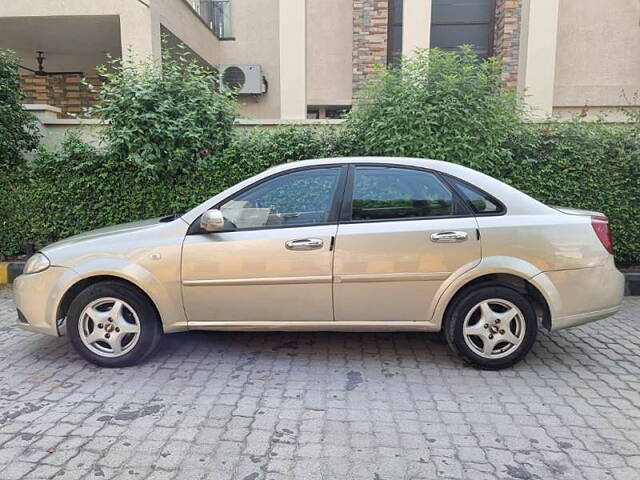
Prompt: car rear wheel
<box><xmin>444</xmin><ymin>286</ymin><xmax>537</xmax><ymax>370</ymax></box>
<box><xmin>67</xmin><ymin>281</ymin><xmax>162</xmax><ymax>367</ymax></box>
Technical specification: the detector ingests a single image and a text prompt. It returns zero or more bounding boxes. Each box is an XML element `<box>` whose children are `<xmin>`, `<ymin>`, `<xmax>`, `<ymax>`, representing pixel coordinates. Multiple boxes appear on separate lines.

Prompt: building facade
<box><xmin>1</xmin><ymin>0</ymin><xmax>639</xmax><ymax>122</ymax></box>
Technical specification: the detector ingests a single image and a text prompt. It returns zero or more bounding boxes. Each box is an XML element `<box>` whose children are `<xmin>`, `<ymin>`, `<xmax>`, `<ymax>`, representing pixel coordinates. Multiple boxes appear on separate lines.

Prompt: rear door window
<box><xmin>350</xmin><ymin>166</ymin><xmax>455</xmax><ymax>221</ymax></box>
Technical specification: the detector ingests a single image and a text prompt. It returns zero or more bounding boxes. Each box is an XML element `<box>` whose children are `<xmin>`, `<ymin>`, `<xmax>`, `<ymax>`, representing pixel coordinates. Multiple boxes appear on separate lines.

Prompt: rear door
<box><xmin>333</xmin><ymin>165</ymin><xmax>481</xmax><ymax>322</ymax></box>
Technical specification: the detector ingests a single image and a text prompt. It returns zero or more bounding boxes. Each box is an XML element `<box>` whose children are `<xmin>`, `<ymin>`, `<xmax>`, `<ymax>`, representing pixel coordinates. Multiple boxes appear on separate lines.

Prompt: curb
<box><xmin>0</xmin><ymin>261</ymin><xmax>639</xmax><ymax>296</ymax></box>
<box><xmin>0</xmin><ymin>262</ymin><xmax>25</xmax><ymax>285</ymax></box>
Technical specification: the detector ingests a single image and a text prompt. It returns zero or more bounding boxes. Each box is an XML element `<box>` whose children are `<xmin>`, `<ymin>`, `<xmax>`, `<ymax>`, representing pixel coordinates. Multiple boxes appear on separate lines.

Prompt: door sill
<box><xmin>186</xmin><ymin>321</ymin><xmax>438</xmax><ymax>332</ymax></box>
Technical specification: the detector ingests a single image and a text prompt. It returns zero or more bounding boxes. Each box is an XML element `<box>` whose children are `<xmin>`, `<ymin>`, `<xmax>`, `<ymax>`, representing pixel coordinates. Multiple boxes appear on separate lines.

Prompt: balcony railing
<box><xmin>187</xmin><ymin>0</ymin><xmax>233</xmax><ymax>39</ymax></box>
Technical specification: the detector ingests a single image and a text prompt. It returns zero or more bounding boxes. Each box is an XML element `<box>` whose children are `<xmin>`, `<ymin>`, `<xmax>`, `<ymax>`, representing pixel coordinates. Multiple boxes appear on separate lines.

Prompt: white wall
<box><xmin>517</xmin><ymin>0</ymin><xmax>560</xmax><ymax>119</ymax></box>
<box><xmin>554</xmin><ymin>0</ymin><xmax>640</xmax><ymax>112</ymax></box>
<box><xmin>306</xmin><ymin>0</ymin><xmax>353</xmax><ymax>107</ymax></box>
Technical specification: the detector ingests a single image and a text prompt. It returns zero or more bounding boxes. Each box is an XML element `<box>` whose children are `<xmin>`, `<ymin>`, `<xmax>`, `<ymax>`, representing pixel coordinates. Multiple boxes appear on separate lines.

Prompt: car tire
<box><xmin>67</xmin><ymin>281</ymin><xmax>162</xmax><ymax>367</ymax></box>
<box><xmin>444</xmin><ymin>285</ymin><xmax>537</xmax><ymax>370</ymax></box>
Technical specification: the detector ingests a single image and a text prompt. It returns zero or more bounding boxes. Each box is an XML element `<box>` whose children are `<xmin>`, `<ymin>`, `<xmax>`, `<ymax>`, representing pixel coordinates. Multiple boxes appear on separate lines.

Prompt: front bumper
<box><xmin>536</xmin><ymin>258</ymin><xmax>625</xmax><ymax>331</ymax></box>
<box><xmin>13</xmin><ymin>266</ymin><xmax>72</xmax><ymax>336</ymax></box>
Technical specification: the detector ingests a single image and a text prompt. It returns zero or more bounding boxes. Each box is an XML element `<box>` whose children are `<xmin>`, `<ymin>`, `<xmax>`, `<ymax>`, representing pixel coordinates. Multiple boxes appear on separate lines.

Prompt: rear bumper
<box><xmin>535</xmin><ymin>258</ymin><xmax>625</xmax><ymax>331</ymax></box>
<box><xmin>551</xmin><ymin>304</ymin><xmax>621</xmax><ymax>331</ymax></box>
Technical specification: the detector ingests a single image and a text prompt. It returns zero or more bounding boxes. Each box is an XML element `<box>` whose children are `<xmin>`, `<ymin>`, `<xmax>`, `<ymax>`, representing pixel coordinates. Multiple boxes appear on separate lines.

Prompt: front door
<box><xmin>182</xmin><ymin>166</ymin><xmax>346</xmax><ymax>323</ymax></box>
<box><xmin>333</xmin><ymin>165</ymin><xmax>481</xmax><ymax>323</ymax></box>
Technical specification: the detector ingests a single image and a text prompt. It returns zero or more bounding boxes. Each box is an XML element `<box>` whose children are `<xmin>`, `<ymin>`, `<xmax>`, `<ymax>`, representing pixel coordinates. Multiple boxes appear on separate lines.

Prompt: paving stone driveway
<box><xmin>0</xmin><ymin>286</ymin><xmax>639</xmax><ymax>480</ymax></box>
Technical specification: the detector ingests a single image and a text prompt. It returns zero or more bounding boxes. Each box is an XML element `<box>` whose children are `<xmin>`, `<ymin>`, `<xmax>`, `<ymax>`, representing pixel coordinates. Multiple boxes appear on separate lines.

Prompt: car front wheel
<box><xmin>444</xmin><ymin>286</ymin><xmax>538</xmax><ymax>370</ymax></box>
<box><xmin>67</xmin><ymin>281</ymin><xmax>162</xmax><ymax>367</ymax></box>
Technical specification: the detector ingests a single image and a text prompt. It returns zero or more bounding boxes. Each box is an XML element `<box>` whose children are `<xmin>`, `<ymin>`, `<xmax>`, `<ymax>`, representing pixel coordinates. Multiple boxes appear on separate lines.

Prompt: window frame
<box><xmin>429</xmin><ymin>0</ymin><xmax>497</xmax><ymax>58</ymax></box>
<box><xmin>188</xmin><ymin>163</ymin><xmax>508</xmax><ymax>235</ymax></box>
<box><xmin>339</xmin><ymin>164</ymin><xmax>473</xmax><ymax>224</ymax></box>
<box><xmin>440</xmin><ymin>172</ymin><xmax>507</xmax><ymax>217</ymax></box>
<box><xmin>387</xmin><ymin>0</ymin><xmax>404</xmax><ymax>66</ymax></box>
<box><xmin>188</xmin><ymin>165</ymin><xmax>349</xmax><ymax>234</ymax></box>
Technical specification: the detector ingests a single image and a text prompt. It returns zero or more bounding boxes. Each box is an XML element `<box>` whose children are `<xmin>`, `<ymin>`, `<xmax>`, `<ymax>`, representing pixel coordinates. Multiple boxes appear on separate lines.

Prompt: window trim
<box><xmin>339</xmin><ymin>164</ymin><xmax>474</xmax><ymax>225</ymax></box>
<box><xmin>429</xmin><ymin>0</ymin><xmax>497</xmax><ymax>57</ymax></box>
<box><xmin>188</xmin><ymin>165</ymin><xmax>349</xmax><ymax>235</ymax></box>
<box><xmin>386</xmin><ymin>0</ymin><xmax>404</xmax><ymax>66</ymax></box>
<box><xmin>187</xmin><ymin>162</ymin><xmax>508</xmax><ymax>235</ymax></box>
<box><xmin>440</xmin><ymin>172</ymin><xmax>507</xmax><ymax>217</ymax></box>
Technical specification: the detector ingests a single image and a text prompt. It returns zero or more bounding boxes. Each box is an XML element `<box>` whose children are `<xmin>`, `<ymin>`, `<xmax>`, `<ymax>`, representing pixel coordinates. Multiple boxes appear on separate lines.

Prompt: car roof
<box><xmin>182</xmin><ymin>157</ymin><xmax>552</xmax><ymax>224</ymax></box>
<box><xmin>264</xmin><ymin>157</ymin><xmax>460</xmax><ymax>174</ymax></box>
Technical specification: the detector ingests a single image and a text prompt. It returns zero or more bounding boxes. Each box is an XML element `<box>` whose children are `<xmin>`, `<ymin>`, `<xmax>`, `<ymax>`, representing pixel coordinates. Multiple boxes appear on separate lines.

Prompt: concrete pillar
<box><xmin>279</xmin><ymin>0</ymin><xmax>307</xmax><ymax>119</ymax></box>
<box><xmin>517</xmin><ymin>0</ymin><xmax>560</xmax><ymax>119</ymax></box>
<box><xmin>120</xmin><ymin>1</ymin><xmax>161</xmax><ymax>64</ymax></box>
<box><xmin>402</xmin><ymin>0</ymin><xmax>432</xmax><ymax>57</ymax></box>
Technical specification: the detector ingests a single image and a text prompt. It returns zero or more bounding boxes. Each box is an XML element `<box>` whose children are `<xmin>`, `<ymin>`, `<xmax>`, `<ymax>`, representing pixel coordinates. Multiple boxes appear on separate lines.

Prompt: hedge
<box><xmin>1</xmin><ymin>47</ymin><xmax>638</xmax><ymax>263</ymax></box>
<box><xmin>0</xmin><ymin>128</ymin><xmax>354</xmax><ymax>258</ymax></box>
<box><xmin>1</xmin><ymin>122</ymin><xmax>638</xmax><ymax>264</ymax></box>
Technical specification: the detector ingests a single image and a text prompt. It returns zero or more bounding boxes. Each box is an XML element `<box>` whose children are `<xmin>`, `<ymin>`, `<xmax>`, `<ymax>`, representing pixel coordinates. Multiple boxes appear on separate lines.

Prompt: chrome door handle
<box><xmin>430</xmin><ymin>231</ymin><xmax>468</xmax><ymax>243</ymax></box>
<box><xmin>285</xmin><ymin>238</ymin><xmax>324</xmax><ymax>250</ymax></box>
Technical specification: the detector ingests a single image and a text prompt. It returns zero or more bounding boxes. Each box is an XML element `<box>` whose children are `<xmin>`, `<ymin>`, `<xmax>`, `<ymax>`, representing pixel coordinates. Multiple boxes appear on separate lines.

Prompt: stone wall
<box><xmin>20</xmin><ymin>74</ymin><xmax>103</xmax><ymax>117</ymax></box>
<box><xmin>352</xmin><ymin>0</ymin><xmax>388</xmax><ymax>96</ymax></box>
<box><xmin>493</xmin><ymin>0</ymin><xmax>522</xmax><ymax>90</ymax></box>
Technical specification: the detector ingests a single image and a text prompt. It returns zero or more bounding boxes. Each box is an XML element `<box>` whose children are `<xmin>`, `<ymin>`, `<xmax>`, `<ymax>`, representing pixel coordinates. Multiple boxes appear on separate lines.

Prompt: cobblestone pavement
<box><xmin>0</xmin><ymin>286</ymin><xmax>639</xmax><ymax>480</ymax></box>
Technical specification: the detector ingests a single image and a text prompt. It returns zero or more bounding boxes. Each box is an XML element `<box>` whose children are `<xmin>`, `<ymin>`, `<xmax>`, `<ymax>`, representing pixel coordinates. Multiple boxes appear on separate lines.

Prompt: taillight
<box><xmin>591</xmin><ymin>216</ymin><xmax>614</xmax><ymax>255</ymax></box>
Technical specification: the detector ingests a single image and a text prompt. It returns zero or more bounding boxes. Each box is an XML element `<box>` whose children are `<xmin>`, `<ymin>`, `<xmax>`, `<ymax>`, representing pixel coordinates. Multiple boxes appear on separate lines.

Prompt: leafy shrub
<box><xmin>1</xmin><ymin>48</ymin><xmax>639</xmax><ymax>264</ymax></box>
<box><xmin>217</xmin><ymin>125</ymin><xmax>355</xmax><ymax>185</ymax></box>
<box><xmin>0</xmin><ymin>49</ymin><xmax>41</xmax><ymax>169</ymax></box>
<box><xmin>89</xmin><ymin>46</ymin><xmax>237</xmax><ymax>175</ymax></box>
<box><xmin>0</xmin><ymin>127</ymin><xmax>345</xmax><ymax>258</ymax></box>
<box><xmin>344</xmin><ymin>47</ymin><xmax>523</xmax><ymax>168</ymax></box>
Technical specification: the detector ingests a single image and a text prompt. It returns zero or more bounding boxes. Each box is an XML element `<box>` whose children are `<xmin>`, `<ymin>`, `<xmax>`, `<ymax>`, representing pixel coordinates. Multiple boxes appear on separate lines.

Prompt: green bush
<box><xmin>0</xmin><ymin>49</ymin><xmax>41</xmax><ymax>169</ymax></box>
<box><xmin>1</xmin><ymin>48</ymin><xmax>638</xmax><ymax>264</ymax></box>
<box><xmin>344</xmin><ymin>47</ymin><xmax>522</xmax><ymax>168</ymax></box>
<box><xmin>0</xmin><ymin>127</ymin><xmax>345</xmax><ymax>258</ymax></box>
<box><xmin>89</xmin><ymin>45</ymin><xmax>237</xmax><ymax>175</ymax></box>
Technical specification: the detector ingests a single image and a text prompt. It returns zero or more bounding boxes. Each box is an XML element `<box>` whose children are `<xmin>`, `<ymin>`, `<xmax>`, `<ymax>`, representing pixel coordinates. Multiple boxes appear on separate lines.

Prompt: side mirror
<box><xmin>200</xmin><ymin>209</ymin><xmax>225</xmax><ymax>232</ymax></box>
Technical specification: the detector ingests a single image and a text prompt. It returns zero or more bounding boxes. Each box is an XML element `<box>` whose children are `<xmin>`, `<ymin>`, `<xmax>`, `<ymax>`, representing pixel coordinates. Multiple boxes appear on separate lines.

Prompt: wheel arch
<box><xmin>57</xmin><ymin>275</ymin><xmax>164</xmax><ymax>333</ymax></box>
<box><xmin>437</xmin><ymin>272</ymin><xmax>552</xmax><ymax>331</ymax></box>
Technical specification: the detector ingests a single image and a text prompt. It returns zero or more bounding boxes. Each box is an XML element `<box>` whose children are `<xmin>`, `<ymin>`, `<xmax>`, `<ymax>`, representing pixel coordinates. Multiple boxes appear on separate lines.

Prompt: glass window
<box><xmin>351</xmin><ymin>167</ymin><xmax>454</xmax><ymax>221</ymax></box>
<box><xmin>431</xmin><ymin>0</ymin><xmax>493</xmax><ymax>23</ymax></box>
<box><xmin>431</xmin><ymin>24</ymin><xmax>492</xmax><ymax>57</ymax></box>
<box><xmin>447</xmin><ymin>176</ymin><xmax>502</xmax><ymax>214</ymax></box>
<box><xmin>430</xmin><ymin>0</ymin><xmax>495</xmax><ymax>58</ymax></box>
<box><xmin>220</xmin><ymin>168</ymin><xmax>341</xmax><ymax>229</ymax></box>
<box><xmin>211</xmin><ymin>0</ymin><xmax>233</xmax><ymax>39</ymax></box>
<box><xmin>190</xmin><ymin>1</ymin><xmax>233</xmax><ymax>39</ymax></box>
<box><xmin>387</xmin><ymin>0</ymin><xmax>404</xmax><ymax>66</ymax></box>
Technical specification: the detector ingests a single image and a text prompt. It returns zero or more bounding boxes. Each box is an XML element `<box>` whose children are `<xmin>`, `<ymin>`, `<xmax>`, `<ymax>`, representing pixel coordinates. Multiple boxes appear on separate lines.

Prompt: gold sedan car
<box><xmin>14</xmin><ymin>158</ymin><xmax>624</xmax><ymax>369</ymax></box>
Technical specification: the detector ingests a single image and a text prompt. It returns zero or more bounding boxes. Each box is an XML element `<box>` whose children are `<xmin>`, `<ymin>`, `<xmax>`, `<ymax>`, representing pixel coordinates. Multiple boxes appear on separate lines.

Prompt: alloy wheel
<box><xmin>78</xmin><ymin>297</ymin><xmax>141</xmax><ymax>358</ymax></box>
<box><xmin>462</xmin><ymin>298</ymin><xmax>526</xmax><ymax>359</ymax></box>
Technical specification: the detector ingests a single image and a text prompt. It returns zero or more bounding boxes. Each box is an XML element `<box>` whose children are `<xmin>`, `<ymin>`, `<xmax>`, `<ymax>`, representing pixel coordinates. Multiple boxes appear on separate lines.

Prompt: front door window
<box><xmin>351</xmin><ymin>166</ymin><xmax>454</xmax><ymax>220</ymax></box>
<box><xmin>220</xmin><ymin>168</ymin><xmax>342</xmax><ymax>229</ymax></box>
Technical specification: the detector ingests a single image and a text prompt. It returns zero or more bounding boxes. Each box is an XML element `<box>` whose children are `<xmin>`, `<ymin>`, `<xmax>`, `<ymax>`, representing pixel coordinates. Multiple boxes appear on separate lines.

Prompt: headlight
<box><xmin>23</xmin><ymin>253</ymin><xmax>51</xmax><ymax>275</ymax></box>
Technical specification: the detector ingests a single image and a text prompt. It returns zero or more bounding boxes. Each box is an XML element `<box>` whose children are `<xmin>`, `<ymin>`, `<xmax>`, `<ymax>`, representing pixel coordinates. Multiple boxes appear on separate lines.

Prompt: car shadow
<box><xmin>10</xmin><ymin>301</ymin><xmax>634</xmax><ymax>373</ymax></box>
<box><xmin>152</xmin><ymin>329</ymin><xmax>455</xmax><ymax>363</ymax></box>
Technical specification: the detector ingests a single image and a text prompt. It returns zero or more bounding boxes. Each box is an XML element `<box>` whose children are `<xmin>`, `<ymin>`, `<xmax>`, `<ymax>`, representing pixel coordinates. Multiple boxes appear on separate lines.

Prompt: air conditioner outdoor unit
<box><xmin>218</xmin><ymin>64</ymin><xmax>266</xmax><ymax>95</ymax></box>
